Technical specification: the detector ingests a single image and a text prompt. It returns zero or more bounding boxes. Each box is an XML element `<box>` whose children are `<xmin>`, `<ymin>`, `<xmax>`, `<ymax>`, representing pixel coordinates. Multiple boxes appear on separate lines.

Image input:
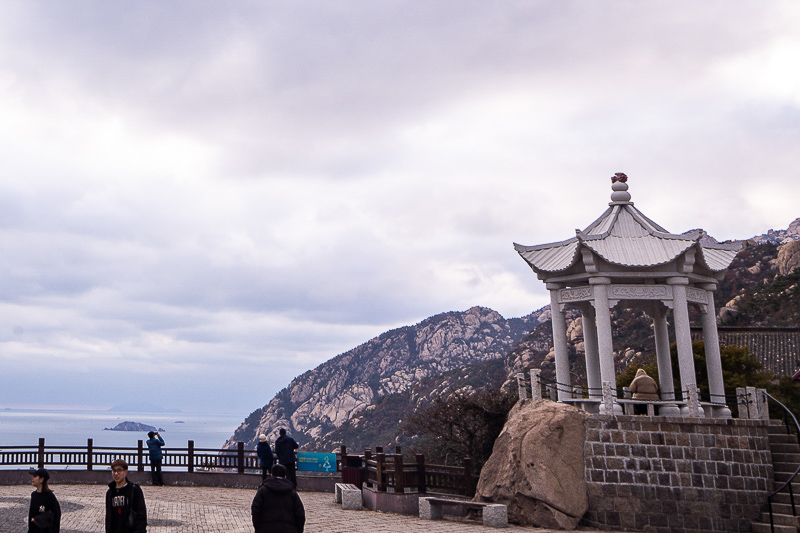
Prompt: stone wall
<box><xmin>582</xmin><ymin>416</ymin><xmax>772</xmax><ymax>533</ymax></box>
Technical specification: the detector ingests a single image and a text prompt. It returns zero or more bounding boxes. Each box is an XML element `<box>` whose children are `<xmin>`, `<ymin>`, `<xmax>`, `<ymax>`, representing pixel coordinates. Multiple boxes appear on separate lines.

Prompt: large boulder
<box><xmin>475</xmin><ymin>400</ymin><xmax>589</xmax><ymax>529</ymax></box>
<box><xmin>778</xmin><ymin>240</ymin><xmax>800</xmax><ymax>275</ymax></box>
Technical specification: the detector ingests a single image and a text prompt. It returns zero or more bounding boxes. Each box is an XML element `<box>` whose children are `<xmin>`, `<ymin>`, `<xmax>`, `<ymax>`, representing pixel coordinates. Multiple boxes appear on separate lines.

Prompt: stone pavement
<box><xmin>0</xmin><ymin>484</ymin><xmax>599</xmax><ymax>532</ymax></box>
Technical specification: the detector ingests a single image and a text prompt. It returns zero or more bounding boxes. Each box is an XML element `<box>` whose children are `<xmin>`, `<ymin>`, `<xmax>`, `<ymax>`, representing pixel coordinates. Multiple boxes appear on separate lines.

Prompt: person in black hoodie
<box><xmin>105</xmin><ymin>459</ymin><xmax>147</xmax><ymax>533</ymax></box>
<box><xmin>251</xmin><ymin>464</ymin><xmax>305</xmax><ymax>533</ymax></box>
<box><xmin>274</xmin><ymin>428</ymin><xmax>299</xmax><ymax>487</ymax></box>
<box><xmin>28</xmin><ymin>468</ymin><xmax>61</xmax><ymax>533</ymax></box>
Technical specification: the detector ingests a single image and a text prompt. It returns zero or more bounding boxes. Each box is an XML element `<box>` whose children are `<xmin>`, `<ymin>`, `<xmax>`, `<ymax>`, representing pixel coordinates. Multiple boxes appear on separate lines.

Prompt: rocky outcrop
<box><xmin>475</xmin><ymin>400</ymin><xmax>589</xmax><ymax>529</ymax></box>
<box><xmin>104</xmin><ymin>421</ymin><xmax>164</xmax><ymax>432</ymax></box>
<box><xmin>224</xmin><ymin>306</ymin><xmax>543</xmax><ymax>451</ymax></box>
<box><xmin>751</xmin><ymin>217</ymin><xmax>800</xmax><ymax>245</ymax></box>
<box><xmin>778</xmin><ymin>240</ymin><xmax>800</xmax><ymax>275</ymax></box>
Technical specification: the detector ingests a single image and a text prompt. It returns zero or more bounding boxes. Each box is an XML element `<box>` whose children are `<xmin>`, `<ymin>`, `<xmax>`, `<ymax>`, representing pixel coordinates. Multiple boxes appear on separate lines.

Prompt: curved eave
<box><xmin>697</xmin><ymin>242</ymin><xmax>743</xmax><ymax>272</ymax></box>
<box><xmin>514</xmin><ymin>239</ymin><xmax>580</xmax><ymax>273</ymax></box>
<box><xmin>581</xmin><ymin>235</ymin><xmax>696</xmax><ymax>267</ymax></box>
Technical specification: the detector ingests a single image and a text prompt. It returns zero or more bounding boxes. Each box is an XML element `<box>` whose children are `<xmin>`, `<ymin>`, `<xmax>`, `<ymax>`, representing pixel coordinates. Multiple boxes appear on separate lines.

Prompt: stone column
<box><xmin>668</xmin><ymin>277</ymin><xmax>697</xmax><ymax>412</ymax></box>
<box><xmin>590</xmin><ymin>277</ymin><xmax>619</xmax><ymax>414</ymax></box>
<box><xmin>548</xmin><ymin>284</ymin><xmax>572</xmax><ymax>401</ymax></box>
<box><xmin>581</xmin><ymin>307</ymin><xmax>601</xmax><ymax>398</ymax></box>
<box><xmin>699</xmin><ymin>284</ymin><xmax>730</xmax><ymax>418</ymax></box>
<box><xmin>653</xmin><ymin>303</ymin><xmax>681</xmax><ymax>416</ymax></box>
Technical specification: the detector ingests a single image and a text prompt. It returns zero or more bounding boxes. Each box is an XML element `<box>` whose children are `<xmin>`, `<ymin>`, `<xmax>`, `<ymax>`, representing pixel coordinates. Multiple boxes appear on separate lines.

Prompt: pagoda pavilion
<box><xmin>514</xmin><ymin>174</ymin><xmax>741</xmax><ymax>417</ymax></box>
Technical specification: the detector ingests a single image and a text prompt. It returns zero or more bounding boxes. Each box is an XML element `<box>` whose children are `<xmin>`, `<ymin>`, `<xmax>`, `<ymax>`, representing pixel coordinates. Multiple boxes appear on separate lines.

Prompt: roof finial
<box><xmin>610</xmin><ymin>172</ymin><xmax>631</xmax><ymax>203</ymax></box>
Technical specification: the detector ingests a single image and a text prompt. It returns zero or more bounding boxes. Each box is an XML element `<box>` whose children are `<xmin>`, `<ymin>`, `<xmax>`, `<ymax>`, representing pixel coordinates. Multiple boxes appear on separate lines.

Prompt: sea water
<box><xmin>0</xmin><ymin>409</ymin><xmax>244</xmax><ymax>451</ymax></box>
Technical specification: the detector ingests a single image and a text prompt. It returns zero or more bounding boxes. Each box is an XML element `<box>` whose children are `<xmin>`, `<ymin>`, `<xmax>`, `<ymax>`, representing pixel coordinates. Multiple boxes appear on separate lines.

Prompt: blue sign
<box><xmin>297</xmin><ymin>452</ymin><xmax>337</xmax><ymax>472</ymax></box>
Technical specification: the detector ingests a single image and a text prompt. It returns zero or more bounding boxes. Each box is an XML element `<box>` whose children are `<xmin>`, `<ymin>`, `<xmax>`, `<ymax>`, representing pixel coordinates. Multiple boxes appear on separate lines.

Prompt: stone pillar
<box><xmin>590</xmin><ymin>278</ymin><xmax>616</xmax><ymax>390</ymax></box>
<box><xmin>581</xmin><ymin>308</ymin><xmax>602</xmax><ymax>398</ymax></box>
<box><xmin>668</xmin><ymin>278</ymin><xmax>697</xmax><ymax>404</ymax></box>
<box><xmin>591</xmin><ymin>278</ymin><xmax>619</xmax><ymax>414</ymax></box>
<box><xmin>699</xmin><ymin>284</ymin><xmax>730</xmax><ymax>418</ymax></box>
<box><xmin>548</xmin><ymin>285</ymin><xmax>572</xmax><ymax>401</ymax></box>
<box><xmin>653</xmin><ymin>303</ymin><xmax>681</xmax><ymax>416</ymax></box>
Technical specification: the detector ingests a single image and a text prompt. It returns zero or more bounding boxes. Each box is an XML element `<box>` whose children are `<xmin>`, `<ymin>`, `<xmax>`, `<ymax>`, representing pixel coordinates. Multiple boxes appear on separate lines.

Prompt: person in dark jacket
<box><xmin>105</xmin><ymin>459</ymin><xmax>147</xmax><ymax>533</ymax></box>
<box><xmin>274</xmin><ymin>428</ymin><xmax>299</xmax><ymax>487</ymax></box>
<box><xmin>251</xmin><ymin>464</ymin><xmax>305</xmax><ymax>533</ymax></box>
<box><xmin>28</xmin><ymin>468</ymin><xmax>61</xmax><ymax>533</ymax></box>
<box><xmin>256</xmin><ymin>434</ymin><xmax>274</xmax><ymax>481</ymax></box>
<box><xmin>145</xmin><ymin>431</ymin><xmax>165</xmax><ymax>486</ymax></box>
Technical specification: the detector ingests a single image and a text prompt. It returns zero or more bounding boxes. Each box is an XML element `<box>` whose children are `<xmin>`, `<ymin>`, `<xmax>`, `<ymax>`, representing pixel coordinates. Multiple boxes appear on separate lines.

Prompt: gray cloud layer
<box><xmin>1</xmin><ymin>1</ymin><xmax>798</xmax><ymax>414</ymax></box>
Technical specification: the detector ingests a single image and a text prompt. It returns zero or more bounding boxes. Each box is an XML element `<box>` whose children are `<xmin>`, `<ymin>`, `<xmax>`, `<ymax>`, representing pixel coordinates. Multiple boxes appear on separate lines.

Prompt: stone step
<box><xmin>772</xmin><ymin>443</ymin><xmax>800</xmax><ymax>454</ymax></box>
<box><xmin>770</xmin><ymin>490</ymin><xmax>800</xmax><ymax>505</ymax></box>
<box><xmin>774</xmin><ymin>453</ymin><xmax>800</xmax><ymax>465</ymax></box>
<box><xmin>774</xmin><ymin>463</ymin><xmax>800</xmax><ymax>475</ymax></box>
<box><xmin>768</xmin><ymin>424</ymin><xmax>795</xmax><ymax>435</ymax></box>
<box><xmin>760</xmin><ymin>511</ymin><xmax>800</xmax><ymax>528</ymax></box>
<box><xmin>775</xmin><ymin>472</ymin><xmax>800</xmax><ymax>483</ymax></box>
<box><xmin>771</xmin><ymin>434</ymin><xmax>800</xmax><ymax>445</ymax></box>
<box><xmin>769</xmin><ymin>501</ymin><xmax>800</xmax><ymax>516</ymax></box>
<box><xmin>752</xmin><ymin>520</ymin><xmax>798</xmax><ymax>533</ymax></box>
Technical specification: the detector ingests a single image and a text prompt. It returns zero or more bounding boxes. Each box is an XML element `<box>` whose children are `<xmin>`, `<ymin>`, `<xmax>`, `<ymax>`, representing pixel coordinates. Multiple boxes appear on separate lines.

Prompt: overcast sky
<box><xmin>1</xmin><ymin>1</ymin><xmax>798</xmax><ymax>415</ymax></box>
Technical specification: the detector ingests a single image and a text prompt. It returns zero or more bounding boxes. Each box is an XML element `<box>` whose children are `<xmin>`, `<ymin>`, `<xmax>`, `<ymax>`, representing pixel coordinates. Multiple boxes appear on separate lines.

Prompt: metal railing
<box><xmin>763</xmin><ymin>391</ymin><xmax>800</xmax><ymax>533</ymax></box>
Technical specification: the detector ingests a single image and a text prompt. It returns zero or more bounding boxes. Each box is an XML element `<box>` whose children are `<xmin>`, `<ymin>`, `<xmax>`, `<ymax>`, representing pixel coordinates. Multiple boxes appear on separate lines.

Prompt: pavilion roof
<box><xmin>514</xmin><ymin>174</ymin><xmax>741</xmax><ymax>274</ymax></box>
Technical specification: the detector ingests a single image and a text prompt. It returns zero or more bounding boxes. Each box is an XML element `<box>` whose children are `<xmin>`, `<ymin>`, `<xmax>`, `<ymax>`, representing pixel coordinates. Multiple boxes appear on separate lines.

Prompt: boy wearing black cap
<box><xmin>29</xmin><ymin>468</ymin><xmax>61</xmax><ymax>532</ymax></box>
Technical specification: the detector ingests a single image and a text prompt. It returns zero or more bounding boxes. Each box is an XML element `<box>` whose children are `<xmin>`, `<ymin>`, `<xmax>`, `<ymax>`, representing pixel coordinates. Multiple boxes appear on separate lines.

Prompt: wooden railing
<box><xmin>341</xmin><ymin>446</ymin><xmax>476</xmax><ymax>498</ymax></box>
<box><xmin>0</xmin><ymin>438</ymin><xmax>262</xmax><ymax>474</ymax></box>
<box><xmin>2</xmin><ymin>439</ymin><xmax>477</xmax><ymax>497</ymax></box>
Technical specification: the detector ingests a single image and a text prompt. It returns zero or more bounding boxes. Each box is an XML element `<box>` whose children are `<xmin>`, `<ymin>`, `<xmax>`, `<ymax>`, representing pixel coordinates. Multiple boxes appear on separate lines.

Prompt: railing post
<box><xmin>602</xmin><ymin>381</ymin><xmax>615</xmax><ymax>415</ymax></box>
<box><xmin>238</xmin><ymin>442</ymin><xmax>245</xmax><ymax>474</ymax></box>
<box><xmin>736</xmin><ymin>387</ymin><xmax>749</xmax><ymax>419</ymax></box>
<box><xmin>757</xmin><ymin>388</ymin><xmax>770</xmax><ymax>420</ymax></box>
<box><xmin>376</xmin><ymin>451</ymin><xmax>385</xmax><ymax>492</ymax></box>
<box><xmin>188</xmin><ymin>440</ymin><xmax>195</xmax><ymax>473</ymax></box>
<box><xmin>364</xmin><ymin>449</ymin><xmax>372</xmax><ymax>488</ymax></box>
<box><xmin>463</xmin><ymin>456</ymin><xmax>475</xmax><ymax>498</ymax></box>
<box><xmin>517</xmin><ymin>373</ymin><xmax>529</xmax><ymax>400</ymax></box>
<box><xmin>547</xmin><ymin>383</ymin><xmax>557</xmax><ymax>401</ymax></box>
<box><xmin>38</xmin><ymin>438</ymin><xmax>45</xmax><ymax>469</ymax></box>
<box><xmin>415</xmin><ymin>454</ymin><xmax>426</xmax><ymax>494</ymax></box>
<box><xmin>530</xmin><ymin>369</ymin><xmax>542</xmax><ymax>400</ymax></box>
<box><xmin>687</xmin><ymin>383</ymin><xmax>702</xmax><ymax>417</ymax></box>
<box><xmin>394</xmin><ymin>453</ymin><xmax>404</xmax><ymax>493</ymax></box>
<box><xmin>137</xmin><ymin>440</ymin><xmax>144</xmax><ymax>472</ymax></box>
<box><xmin>87</xmin><ymin>439</ymin><xmax>93</xmax><ymax>471</ymax></box>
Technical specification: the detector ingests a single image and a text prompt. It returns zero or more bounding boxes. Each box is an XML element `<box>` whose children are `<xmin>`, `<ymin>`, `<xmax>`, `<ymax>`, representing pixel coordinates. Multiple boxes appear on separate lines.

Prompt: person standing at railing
<box><xmin>145</xmin><ymin>431</ymin><xmax>165</xmax><ymax>486</ymax></box>
<box><xmin>28</xmin><ymin>468</ymin><xmax>61</xmax><ymax>533</ymax></box>
<box><xmin>275</xmin><ymin>428</ymin><xmax>299</xmax><ymax>488</ymax></box>
<box><xmin>257</xmin><ymin>434</ymin><xmax>274</xmax><ymax>481</ymax></box>
<box><xmin>106</xmin><ymin>459</ymin><xmax>147</xmax><ymax>533</ymax></box>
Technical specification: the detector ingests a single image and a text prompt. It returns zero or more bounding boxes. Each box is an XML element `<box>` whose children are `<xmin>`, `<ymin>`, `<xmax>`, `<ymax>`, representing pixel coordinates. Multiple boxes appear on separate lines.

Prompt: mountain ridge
<box><xmin>225</xmin><ymin>219</ymin><xmax>800</xmax><ymax>452</ymax></box>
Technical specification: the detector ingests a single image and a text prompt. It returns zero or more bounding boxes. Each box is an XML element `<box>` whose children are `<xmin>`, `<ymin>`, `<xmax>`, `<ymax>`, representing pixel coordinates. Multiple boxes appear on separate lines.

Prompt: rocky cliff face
<box><xmin>224</xmin><ymin>306</ymin><xmax>544</xmax><ymax>451</ymax></box>
<box><xmin>225</xmin><ymin>220</ymin><xmax>800</xmax><ymax>452</ymax></box>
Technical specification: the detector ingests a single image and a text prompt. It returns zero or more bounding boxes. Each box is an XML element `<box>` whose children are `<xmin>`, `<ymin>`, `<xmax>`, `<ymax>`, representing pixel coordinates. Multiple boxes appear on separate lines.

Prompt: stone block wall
<box><xmin>582</xmin><ymin>416</ymin><xmax>772</xmax><ymax>533</ymax></box>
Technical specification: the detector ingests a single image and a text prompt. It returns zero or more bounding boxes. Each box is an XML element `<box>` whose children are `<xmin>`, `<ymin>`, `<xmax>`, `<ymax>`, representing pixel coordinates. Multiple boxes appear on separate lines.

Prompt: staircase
<box><xmin>752</xmin><ymin>420</ymin><xmax>800</xmax><ymax>533</ymax></box>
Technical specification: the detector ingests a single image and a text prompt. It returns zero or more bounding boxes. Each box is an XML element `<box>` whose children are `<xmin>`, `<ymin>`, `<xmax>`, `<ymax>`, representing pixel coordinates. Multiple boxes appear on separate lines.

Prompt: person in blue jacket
<box><xmin>257</xmin><ymin>434</ymin><xmax>275</xmax><ymax>481</ymax></box>
<box><xmin>146</xmin><ymin>431</ymin><xmax>165</xmax><ymax>486</ymax></box>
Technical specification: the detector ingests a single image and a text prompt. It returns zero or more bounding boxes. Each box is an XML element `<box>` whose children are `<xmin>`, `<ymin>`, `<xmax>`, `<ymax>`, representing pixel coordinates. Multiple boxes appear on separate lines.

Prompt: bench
<box><xmin>418</xmin><ymin>496</ymin><xmax>507</xmax><ymax>528</ymax></box>
<box><xmin>334</xmin><ymin>482</ymin><xmax>362</xmax><ymax>510</ymax></box>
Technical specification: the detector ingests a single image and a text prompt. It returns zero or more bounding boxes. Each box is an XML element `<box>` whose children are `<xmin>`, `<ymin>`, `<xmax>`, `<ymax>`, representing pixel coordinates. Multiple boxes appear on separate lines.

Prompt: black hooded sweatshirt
<box><xmin>251</xmin><ymin>476</ymin><xmax>305</xmax><ymax>533</ymax></box>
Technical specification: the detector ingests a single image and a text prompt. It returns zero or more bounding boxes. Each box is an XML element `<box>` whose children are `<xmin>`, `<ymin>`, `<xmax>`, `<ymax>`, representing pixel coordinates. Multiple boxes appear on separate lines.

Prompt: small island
<box><xmin>104</xmin><ymin>421</ymin><xmax>165</xmax><ymax>432</ymax></box>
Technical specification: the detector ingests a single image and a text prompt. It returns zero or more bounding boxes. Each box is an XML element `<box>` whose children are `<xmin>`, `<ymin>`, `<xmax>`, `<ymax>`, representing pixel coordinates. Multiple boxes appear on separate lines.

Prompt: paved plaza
<box><xmin>0</xmin><ymin>484</ymin><xmax>599</xmax><ymax>532</ymax></box>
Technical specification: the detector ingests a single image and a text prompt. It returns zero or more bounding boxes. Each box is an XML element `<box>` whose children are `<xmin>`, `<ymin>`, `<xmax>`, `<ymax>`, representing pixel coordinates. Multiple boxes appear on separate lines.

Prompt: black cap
<box><xmin>30</xmin><ymin>468</ymin><xmax>50</xmax><ymax>480</ymax></box>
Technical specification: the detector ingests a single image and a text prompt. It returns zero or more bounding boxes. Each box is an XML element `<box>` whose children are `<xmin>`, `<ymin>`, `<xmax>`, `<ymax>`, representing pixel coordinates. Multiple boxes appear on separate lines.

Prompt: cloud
<box><xmin>0</xmin><ymin>1</ymin><xmax>799</xmax><ymax>414</ymax></box>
